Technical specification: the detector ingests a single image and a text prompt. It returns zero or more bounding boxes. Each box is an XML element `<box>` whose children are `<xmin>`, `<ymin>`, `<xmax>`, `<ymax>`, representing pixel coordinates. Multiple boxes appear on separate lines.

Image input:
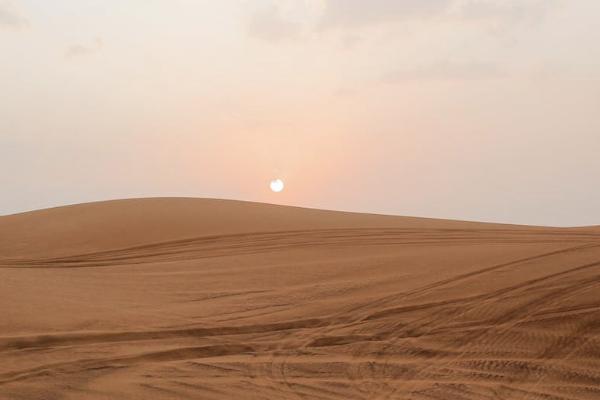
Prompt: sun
<box><xmin>270</xmin><ymin>178</ymin><xmax>284</xmax><ymax>193</ymax></box>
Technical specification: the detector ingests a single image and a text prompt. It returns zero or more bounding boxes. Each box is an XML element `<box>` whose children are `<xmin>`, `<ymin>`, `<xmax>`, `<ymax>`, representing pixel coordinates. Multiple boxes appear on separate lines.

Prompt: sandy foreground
<box><xmin>1</xmin><ymin>198</ymin><xmax>599</xmax><ymax>399</ymax></box>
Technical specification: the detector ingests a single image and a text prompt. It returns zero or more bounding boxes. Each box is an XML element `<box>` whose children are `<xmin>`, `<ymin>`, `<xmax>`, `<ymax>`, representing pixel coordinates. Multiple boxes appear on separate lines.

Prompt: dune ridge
<box><xmin>1</xmin><ymin>198</ymin><xmax>599</xmax><ymax>399</ymax></box>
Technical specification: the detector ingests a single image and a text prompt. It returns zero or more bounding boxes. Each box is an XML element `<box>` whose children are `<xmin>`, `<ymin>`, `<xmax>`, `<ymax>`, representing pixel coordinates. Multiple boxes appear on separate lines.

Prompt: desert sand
<box><xmin>1</xmin><ymin>198</ymin><xmax>599</xmax><ymax>399</ymax></box>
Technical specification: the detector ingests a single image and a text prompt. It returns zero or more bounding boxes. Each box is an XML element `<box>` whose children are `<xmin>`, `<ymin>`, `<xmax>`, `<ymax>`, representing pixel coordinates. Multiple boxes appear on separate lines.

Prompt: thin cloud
<box><xmin>245</xmin><ymin>2</ymin><xmax>299</xmax><ymax>42</ymax></box>
<box><xmin>0</xmin><ymin>2</ymin><xmax>28</xmax><ymax>29</ymax></box>
<box><xmin>319</xmin><ymin>0</ymin><xmax>453</xmax><ymax>30</ymax></box>
<box><xmin>66</xmin><ymin>38</ymin><xmax>103</xmax><ymax>59</ymax></box>
<box><xmin>243</xmin><ymin>1</ymin><xmax>558</xmax><ymax>43</ymax></box>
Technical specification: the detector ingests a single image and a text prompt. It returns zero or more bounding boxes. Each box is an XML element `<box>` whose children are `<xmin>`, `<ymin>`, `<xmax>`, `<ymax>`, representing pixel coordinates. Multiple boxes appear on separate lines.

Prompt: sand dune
<box><xmin>1</xmin><ymin>198</ymin><xmax>599</xmax><ymax>399</ymax></box>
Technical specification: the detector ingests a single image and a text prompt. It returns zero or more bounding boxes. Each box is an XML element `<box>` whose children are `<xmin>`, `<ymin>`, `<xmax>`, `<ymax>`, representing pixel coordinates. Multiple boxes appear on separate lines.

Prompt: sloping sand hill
<box><xmin>1</xmin><ymin>198</ymin><xmax>599</xmax><ymax>399</ymax></box>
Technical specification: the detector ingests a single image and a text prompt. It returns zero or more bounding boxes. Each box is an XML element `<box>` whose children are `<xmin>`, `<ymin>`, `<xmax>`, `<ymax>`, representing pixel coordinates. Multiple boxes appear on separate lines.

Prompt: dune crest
<box><xmin>1</xmin><ymin>198</ymin><xmax>599</xmax><ymax>399</ymax></box>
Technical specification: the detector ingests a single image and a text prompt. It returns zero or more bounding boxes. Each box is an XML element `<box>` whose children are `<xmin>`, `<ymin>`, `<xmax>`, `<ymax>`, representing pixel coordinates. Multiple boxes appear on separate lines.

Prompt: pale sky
<box><xmin>1</xmin><ymin>0</ymin><xmax>599</xmax><ymax>226</ymax></box>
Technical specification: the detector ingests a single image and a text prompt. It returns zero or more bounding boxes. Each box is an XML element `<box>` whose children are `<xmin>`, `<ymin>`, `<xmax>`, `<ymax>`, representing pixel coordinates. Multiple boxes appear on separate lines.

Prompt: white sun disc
<box><xmin>270</xmin><ymin>179</ymin><xmax>284</xmax><ymax>193</ymax></box>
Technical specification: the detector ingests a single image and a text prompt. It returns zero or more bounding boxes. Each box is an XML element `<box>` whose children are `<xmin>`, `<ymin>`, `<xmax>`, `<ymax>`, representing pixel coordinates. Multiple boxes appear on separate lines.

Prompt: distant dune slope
<box><xmin>0</xmin><ymin>198</ymin><xmax>519</xmax><ymax>259</ymax></box>
<box><xmin>1</xmin><ymin>198</ymin><xmax>599</xmax><ymax>400</ymax></box>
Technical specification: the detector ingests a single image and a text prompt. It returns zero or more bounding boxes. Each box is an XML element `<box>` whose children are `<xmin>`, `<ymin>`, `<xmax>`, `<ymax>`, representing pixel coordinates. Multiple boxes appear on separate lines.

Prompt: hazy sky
<box><xmin>2</xmin><ymin>0</ymin><xmax>599</xmax><ymax>226</ymax></box>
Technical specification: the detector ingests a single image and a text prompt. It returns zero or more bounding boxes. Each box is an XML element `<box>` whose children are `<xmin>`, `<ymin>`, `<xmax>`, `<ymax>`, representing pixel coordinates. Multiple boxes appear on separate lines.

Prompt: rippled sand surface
<box><xmin>1</xmin><ymin>198</ymin><xmax>599</xmax><ymax>399</ymax></box>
